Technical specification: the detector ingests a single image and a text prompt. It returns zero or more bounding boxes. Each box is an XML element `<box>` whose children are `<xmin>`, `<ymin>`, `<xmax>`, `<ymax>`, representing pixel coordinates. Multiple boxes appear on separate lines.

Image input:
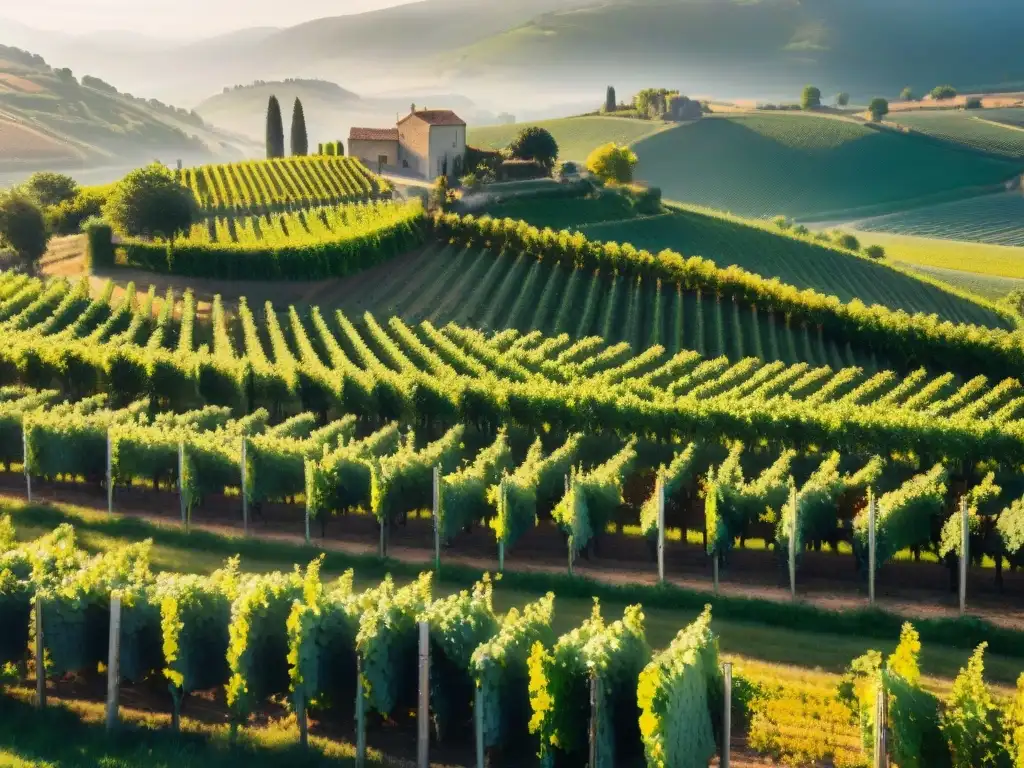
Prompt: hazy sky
<box><xmin>3</xmin><ymin>0</ymin><xmax>413</xmax><ymax>38</ymax></box>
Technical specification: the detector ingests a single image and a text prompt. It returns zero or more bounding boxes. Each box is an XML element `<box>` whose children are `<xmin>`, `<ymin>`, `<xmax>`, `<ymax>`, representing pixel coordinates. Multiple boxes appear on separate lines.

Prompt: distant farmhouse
<box><xmin>349</xmin><ymin>106</ymin><xmax>466</xmax><ymax>179</ymax></box>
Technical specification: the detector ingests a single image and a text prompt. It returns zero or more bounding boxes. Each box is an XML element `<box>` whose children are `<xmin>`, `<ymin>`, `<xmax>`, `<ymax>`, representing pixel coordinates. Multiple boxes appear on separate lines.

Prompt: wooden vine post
<box><xmin>417</xmin><ymin>620</ymin><xmax>430</xmax><ymax>768</ymax></box>
<box><xmin>106</xmin><ymin>427</ymin><xmax>114</xmax><ymax>515</ymax></box>
<box><xmin>868</xmin><ymin>490</ymin><xmax>877</xmax><ymax>606</ymax></box>
<box><xmin>497</xmin><ymin>478</ymin><xmax>506</xmax><ymax>573</ymax></box>
<box><xmin>34</xmin><ymin>595</ymin><xmax>45</xmax><ymax>709</ymax></box>
<box><xmin>788</xmin><ymin>483</ymin><xmax>797</xmax><ymax>599</ymax></box>
<box><xmin>432</xmin><ymin>464</ymin><xmax>441</xmax><ymax>572</ymax></box>
<box><xmin>874</xmin><ymin>683</ymin><xmax>888</xmax><ymax>768</ymax></box>
<box><xmin>959</xmin><ymin>496</ymin><xmax>969</xmax><ymax>616</ymax></box>
<box><xmin>178</xmin><ymin>440</ymin><xmax>187</xmax><ymax>530</ymax></box>
<box><xmin>656</xmin><ymin>473</ymin><xmax>666</xmax><ymax>584</ymax></box>
<box><xmin>240</xmin><ymin>437</ymin><xmax>249</xmax><ymax>536</ymax></box>
<box><xmin>23</xmin><ymin>417</ymin><xmax>31</xmax><ymax>503</ymax></box>
<box><xmin>588</xmin><ymin>672</ymin><xmax>600</xmax><ymax>768</ymax></box>
<box><xmin>303</xmin><ymin>459</ymin><xmax>313</xmax><ymax>545</ymax></box>
<box><xmin>474</xmin><ymin>679</ymin><xmax>485</xmax><ymax>768</ymax></box>
<box><xmin>565</xmin><ymin>474</ymin><xmax>574</xmax><ymax>577</ymax></box>
<box><xmin>722</xmin><ymin>662</ymin><xmax>733</xmax><ymax>768</ymax></box>
<box><xmin>106</xmin><ymin>594</ymin><xmax>122</xmax><ymax>732</ymax></box>
<box><xmin>296</xmin><ymin>687</ymin><xmax>308</xmax><ymax>748</ymax></box>
<box><xmin>355</xmin><ymin>657</ymin><xmax>367</xmax><ymax>768</ymax></box>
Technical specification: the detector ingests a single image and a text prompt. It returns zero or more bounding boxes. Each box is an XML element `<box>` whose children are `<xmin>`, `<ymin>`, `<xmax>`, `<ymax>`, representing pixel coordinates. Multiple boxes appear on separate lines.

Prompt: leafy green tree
<box><xmin>901</xmin><ymin>87</ymin><xmax>917</xmax><ymax>102</ymax></box>
<box><xmin>864</xmin><ymin>245</ymin><xmax>886</xmax><ymax>260</ymax></box>
<box><xmin>508</xmin><ymin>126</ymin><xmax>559</xmax><ymax>172</ymax></box>
<box><xmin>605</xmin><ymin>86</ymin><xmax>616</xmax><ymax>113</ymax></box>
<box><xmin>102</xmin><ymin>163</ymin><xmax>196</xmax><ymax>239</ymax></box>
<box><xmin>773</xmin><ymin>216</ymin><xmax>792</xmax><ymax>231</ymax></box>
<box><xmin>290</xmin><ymin>97</ymin><xmax>309</xmax><ymax>156</ymax></box>
<box><xmin>966</xmin><ymin>97</ymin><xmax>983</xmax><ymax>110</ymax></box>
<box><xmin>868</xmin><ymin>98</ymin><xmax>890</xmax><ymax>121</ymax></box>
<box><xmin>0</xmin><ymin>191</ymin><xmax>49</xmax><ymax>269</ymax></box>
<box><xmin>22</xmin><ymin>171</ymin><xmax>79</xmax><ymax>208</ymax></box>
<box><xmin>585</xmin><ymin>142</ymin><xmax>638</xmax><ymax>183</ymax></box>
<box><xmin>266</xmin><ymin>95</ymin><xmax>285</xmax><ymax>159</ymax></box>
<box><xmin>932</xmin><ymin>85</ymin><xmax>958</xmax><ymax>101</ymax></box>
<box><xmin>835</xmin><ymin>92</ymin><xmax>850</xmax><ymax>107</ymax></box>
<box><xmin>801</xmin><ymin>85</ymin><xmax>822</xmax><ymax>110</ymax></box>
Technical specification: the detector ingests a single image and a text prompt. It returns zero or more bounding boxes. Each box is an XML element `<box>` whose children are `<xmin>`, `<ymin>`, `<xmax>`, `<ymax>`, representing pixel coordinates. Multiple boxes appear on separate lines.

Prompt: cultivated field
<box><xmin>631</xmin><ymin>113</ymin><xmax>1023</xmax><ymax>220</ymax></box>
<box><xmin>468</xmin><ymin>115</ymin><xmax>673</xmax><ymax>162</ymax></box>
<box><xmin>476</xmin><ymin>195</ymin><xmax>1010</xmax><ymax>328</ymax></box>
<box><xmin>176</xmin><ymin>155</ymin><xmax>391</xmax><ymax>214</ymax></box>
<box><xmin>888</xmin><ymin>110</ymin><xmax>1024</xmax><ymax>158</ymax></box>
<box><xmin>849</xmin><ymin>192</ymin><xmax>1024</xmax><ymax>247</ymax></box>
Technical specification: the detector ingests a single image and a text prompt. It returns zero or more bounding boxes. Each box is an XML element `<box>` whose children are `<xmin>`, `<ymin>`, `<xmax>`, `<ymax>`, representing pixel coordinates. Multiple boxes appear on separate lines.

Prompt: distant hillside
<box><xmin>0</xmin><ymin>44</ymin><xmax>257</xmax><ymax>172</ymax></box>
<box><xmin>468</xmin><ymin>115</ymin><xmax>672</xmax><ymax>161</ymax></box>
<box><xmin>444</xmin><ymin>0</ymin><xmax>1024</xmax><ymax>99</ymax></box>
<box><xmin>630</xmin><ymin>113</ymin><xmax>1023</xmax><ymax>221</ymax></box>
<box><xmin>197</xmin><ymin>79</ymin><xmax>491</xmax><ymax>145</ymax></box>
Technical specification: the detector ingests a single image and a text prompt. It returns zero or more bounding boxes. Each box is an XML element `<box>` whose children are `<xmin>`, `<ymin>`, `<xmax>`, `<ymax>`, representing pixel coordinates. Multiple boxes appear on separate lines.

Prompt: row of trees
<box><xmin>265</xmin><ymin>96</ymin><xmax>308</xmax><ymax>160</ymax></box>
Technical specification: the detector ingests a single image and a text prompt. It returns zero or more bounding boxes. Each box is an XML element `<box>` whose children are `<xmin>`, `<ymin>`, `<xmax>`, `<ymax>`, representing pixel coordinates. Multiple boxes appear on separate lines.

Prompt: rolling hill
<box><xmin>0</xmin><ymin>44</ymin><xmax>256</xmax><ymax>171</ymax></box>
<box><xmin>468</xmin><ymin>115</ymin><xmax>673</xmax><ymax>162</ymax></box>
<box><xmin>444</xmin><ymin>0</ymin><xmax>1024</xmax><ymax>98</ymax></box>
<box><xmin>631</xmin><ymin>113</ymin><xmax>1023</xmax><ymax>221</ymax></box>
<box><xmin>476</xmin><ymin>193</ymin><xmax>1010</xmax><ymax>328</ymax></box>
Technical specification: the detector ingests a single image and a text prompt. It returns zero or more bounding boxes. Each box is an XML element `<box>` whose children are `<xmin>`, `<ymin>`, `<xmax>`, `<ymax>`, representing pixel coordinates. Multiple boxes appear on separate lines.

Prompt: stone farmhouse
<box><xmin>349</xmin><ymin>106</ymin><xmax>466</xmax><ymax>179</ymax></box>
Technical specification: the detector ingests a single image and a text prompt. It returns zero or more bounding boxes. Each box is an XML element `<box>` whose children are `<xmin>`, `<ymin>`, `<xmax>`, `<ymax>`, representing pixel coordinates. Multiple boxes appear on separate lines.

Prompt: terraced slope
<box><xmin>631</xmin><ymin>113</ymin><xmax>1022</xmax><ymax>220</ymax></box>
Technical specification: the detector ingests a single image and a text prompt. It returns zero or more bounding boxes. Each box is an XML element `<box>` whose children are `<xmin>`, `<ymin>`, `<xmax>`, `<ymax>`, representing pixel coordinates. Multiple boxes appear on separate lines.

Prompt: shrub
<box><xmin>499</xmin><ymin>159</ymin><xmax>547</xmax><ymax>181</ymax></box>
<box><xmin>834</xmin><ymin>231</ymin><xmax>861</xmax><ymax>251</ymax></box>
<box><xmin>83</xmin><ymin>217</ymin><xmax>115</xmax><ymax>270</ymax></box>
<box><xmin>508</xmin><ymin>126</ymin><xmax>559</xmax><ymax>171</ymax></box>
<box><xmin>901</xmin><ymin>87</ymin><xmax>917</xmax><ymax>102</ymax></box>
<box><xmin>940</xmin><ymin>644</ymin><xmax>1006</xmax><ymax>767</ymax></box>
<box><xmin>966</xmin><ymin>97</ymin><xmax>983</xmax><ymax>110</ymax></box>
<box><xmin>22</xmin><ymin>172</ymin><xmax>79</xmax><ymax>208</ymax></box>
<box><xmin>792</xmin><ymin>224</ymin><xmax>809</xmax><ymax>236</ymax></box>
<box><xmin>0</xmin><ymin>191</ymin><xmax>49</xmax><ymax>269</ymax></box>
<box><xmin>459</xmin><ymin>173</ymin><xmax>480</xmax><ymax>191</ymax></box>
<box><xmin>586</xmin><ymin>143</ymin><xmax>638</xmax><ymax>184</ymax></box>
<box><xmin>801</xmin><ymin>85</ymin><xmax>822</xmax><ymax>110</ymax></box>
<box><xmin>932</xmin><ymin>85</ymin><xmax>958</xmax><ymax>101</ymax></box>
<box><xmin>773</xmin><ymin>215</ymin><xmax>792</xmax><ymax>231</ymax></box>
<box><xmin>46</xmin><ymin>185</ymin><xmax>111</xmax><ymax>235</ymax></box>
<box><xmin>869</xmin><ymin>98</ymin><xmax>890</xmax><ymax>122</ymax></box>
<box><xmin>865</xmin><ymin>244</ymin><xmax>886</xmax><ymax>260</ymax></box>
<box><xmin>835</xmin><ymin>92</ymin><xmax>850</xmax><ymax>107</ymax></box>
<box><xmin>103</xmin><ymin>163</ymin><xmax>196</xmax><ymax>239</ymax></box>
<box><xmin>1006</xmin><ymin>675</ymin><xmax>1024</xmax><ymax>767</ymax></box>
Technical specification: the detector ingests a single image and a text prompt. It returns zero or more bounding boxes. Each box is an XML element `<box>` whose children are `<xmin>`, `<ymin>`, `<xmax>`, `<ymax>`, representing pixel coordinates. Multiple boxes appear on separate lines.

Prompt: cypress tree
<box><xmin>290</xmin><ymin>97</ymin><xmax>309</xmax><ymax>157</ymax></box>
<box><xmin>266</xmin><ymin>95</ymin><xmax>284</xmax><ymax>159</ymax></box>
<box><xmin>605</xmin><ymin>86</ymin><xmax>616</xmax><ymax>113</ymax></box>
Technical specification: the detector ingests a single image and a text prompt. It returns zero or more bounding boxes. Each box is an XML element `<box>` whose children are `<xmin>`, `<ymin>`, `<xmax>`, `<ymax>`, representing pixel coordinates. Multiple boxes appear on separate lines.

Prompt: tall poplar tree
<box><xmin>265</xmin><ymin>95</ymin><xmax>285</xmax><ymax>159</ymax></box>
<box><xmin>605</xmin><ymin>86</ymin><xmax>616</xmax><ymax>113</ymax></box>
<box><xmin>290</xmin><ymin>98</ymin><xmax>309</xmax><ymax>156</ymax></box>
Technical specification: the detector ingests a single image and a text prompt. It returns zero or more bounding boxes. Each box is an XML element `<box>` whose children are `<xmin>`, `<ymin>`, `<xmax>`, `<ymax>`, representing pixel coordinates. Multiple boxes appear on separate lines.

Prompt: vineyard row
<box><xmin>1</xmin><ymin>523</ymin><xmax>1018</xmax><ymax>768</ymax></box>
<box><xmin>2</xmin><ymin>271</ymin><xmax>1024</xmax><ymax>463</ymax></box>
<box><xmin>3</xmin><ymin>387</ymin><xmax>1023</xmax><ymax>577</ymax></box>
<box><xmin>175</xmin><ymin>155</ymin><xmax>391</xmax><ymax>215</ymax></box>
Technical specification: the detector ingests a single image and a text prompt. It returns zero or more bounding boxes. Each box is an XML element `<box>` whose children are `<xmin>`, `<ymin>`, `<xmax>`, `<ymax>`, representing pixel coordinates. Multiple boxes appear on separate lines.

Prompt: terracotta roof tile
<box><xmin>349</xmin><ymin>127</ymin><xmax>399</xmax><ymax>142</ymax></box>
<box><xmin>399</xmin><ymin>110</ymin><xmax>466</xmax><ymax>127</ymax></box>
